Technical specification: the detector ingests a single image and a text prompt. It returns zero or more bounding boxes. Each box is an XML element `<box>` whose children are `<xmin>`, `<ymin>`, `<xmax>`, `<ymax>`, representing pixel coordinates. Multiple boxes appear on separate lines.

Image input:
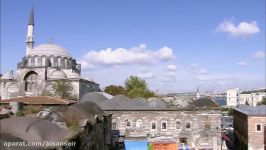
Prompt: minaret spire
<box><xmin>26</xmin><ymin>7</ymin><xmax>35</xmax><ymax>55</ymax></box>
<box><xmin>28</xmin><ymin>7</ymin><xmax>34</xmax><ymax>25</ymax></box>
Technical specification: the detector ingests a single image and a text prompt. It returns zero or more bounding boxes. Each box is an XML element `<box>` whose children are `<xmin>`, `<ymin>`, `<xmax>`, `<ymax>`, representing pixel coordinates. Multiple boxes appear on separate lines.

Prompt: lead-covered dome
<box><xmin>28</xmin><ymin>44</ymin><xmax>71</xmax><ymax>58</ymax></box>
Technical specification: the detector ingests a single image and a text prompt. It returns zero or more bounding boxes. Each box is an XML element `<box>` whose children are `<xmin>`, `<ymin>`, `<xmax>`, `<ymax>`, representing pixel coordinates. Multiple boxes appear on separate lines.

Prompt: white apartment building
<box><xmin>226</xmin><ymin>88</ymin><xmax>241</xmax><ymax>107</ymax></box>
<box><xmin>227</xmin><ymin>88</ymin><xmax>266</xmax><ymax>107</ymax></box>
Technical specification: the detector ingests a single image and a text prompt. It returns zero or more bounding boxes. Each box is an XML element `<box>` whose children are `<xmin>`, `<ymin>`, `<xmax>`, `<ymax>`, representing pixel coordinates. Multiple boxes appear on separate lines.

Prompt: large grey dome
<box><xmin>28</xmin><ymin>44</ymin><xmax>71</xmax><ymax>58</ymax></box>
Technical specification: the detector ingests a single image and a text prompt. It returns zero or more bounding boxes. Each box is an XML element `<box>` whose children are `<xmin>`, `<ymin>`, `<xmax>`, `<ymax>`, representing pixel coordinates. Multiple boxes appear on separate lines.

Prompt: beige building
<box><xmin>81</xmin><ymin>93</ymin><xmax>222</xmax><ymax>149</ymax></box>
<box><xmin>233</xmin><ymin>105</ymin><xmax>266</xmax><ymax>150</ymax></box>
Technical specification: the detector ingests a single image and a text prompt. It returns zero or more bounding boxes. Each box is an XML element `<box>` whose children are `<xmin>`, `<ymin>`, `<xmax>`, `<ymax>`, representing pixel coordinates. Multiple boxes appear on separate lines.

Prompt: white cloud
<box><xmin>137</xmin><ymin>68</ymin><xmax>155</xmax><ymax>79</ymax></box>
<box><xmin>166</xmin><ymin>64</ymin><xmax>176</xmax><ymax>71</ymax></box>
<box><xmin>189</xmin><ymin>63</ymin><xmax>198</xmax><ymax>69</ymax></box>
<box><xmin>79</xmin><ymin>60</ymin><xmax>95</xmax><ymax>69</ymax></box>
<box><xmin>137</xmin><ymin>72</ymin><xmax>155</xmax><ymax>79</ymax></box>
<box><xmin>237</xmin><ymin>61</ymin><xmax>247</xmax><ymax>66</ymax></box>
<box><xmin>165</xmin><ymin>71</ymin><xmax>176</xmax><ymax>77</ymax></box>
<box><xmin>198</xmin><ymin>68</ymin><xmax>208</xmax><ymax>74</ymax></box>
<box><xmin>216</xmin><ymin>20</ymin><xmax>260</xmax><ymax>37</ymax></box>
<box><xmin>80</xmin><ymin>44</ymin><xmax>175</xmax><ymax>68</ymax></box>
<box><xmin>253</xmin><ymin>51</ymin><xmax>265</xmax><ymax>59</ymax></box>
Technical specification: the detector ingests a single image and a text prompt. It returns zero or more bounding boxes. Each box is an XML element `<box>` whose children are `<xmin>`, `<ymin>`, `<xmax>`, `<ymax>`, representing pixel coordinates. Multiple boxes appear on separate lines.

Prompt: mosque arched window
<box><xmin>53</xmin><ymin>57</ymin><xmax>58</xmax><ymax>67</ymax></box>
<box><xmin>60</xmin><ymin>58</ymin><xmax>65</xmax><ymax>68</ymax></box>
<box><xmin>24</xmin><ymin>71</ymin><xmax>38</xmax><ymax>92</ymax></box>
<box><xmin>37</xmin><ymin>57</ymin><xmax>42</xmax><ymax>66</ymax></box>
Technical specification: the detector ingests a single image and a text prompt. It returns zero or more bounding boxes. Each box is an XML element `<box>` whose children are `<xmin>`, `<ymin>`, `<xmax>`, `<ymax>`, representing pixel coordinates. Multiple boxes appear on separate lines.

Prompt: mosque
<box><xmin>0</xmin><ymin>9</ymin><xmax>100</xmax><ymax>100</ymax></box>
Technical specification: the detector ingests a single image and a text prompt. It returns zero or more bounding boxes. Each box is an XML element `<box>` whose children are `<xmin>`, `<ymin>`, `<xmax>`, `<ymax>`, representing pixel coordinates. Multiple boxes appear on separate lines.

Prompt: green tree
<box><xmin>124</xmin><ymin>76</ymin><xmax>155</xmax><ymax>99</ymax></box>
<box><xmin>257</xmin><ymin>97</ymin><xmax>266</xmax><ymax>105</ymax></box>
<box><xmin>51</xmin><ymin>80</ymin><xmax>76</xmax><ymax>100</ymax></box>
<box><xmin>125</xmin><ymin>76</ymin><xmax>147</xmax><ymax>92</ymax></box>
<box><xmin>104</xmin><ymin>85</ymin><xmax>126</xmax><ymax>96</ymax></box>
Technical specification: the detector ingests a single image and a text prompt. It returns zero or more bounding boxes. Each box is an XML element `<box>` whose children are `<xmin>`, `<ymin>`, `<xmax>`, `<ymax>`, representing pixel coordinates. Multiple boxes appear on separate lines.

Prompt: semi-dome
<box><xmin>28</xmin><ymin>44</ymin><xmax>71</xmax><ymax>58</ymax></box>
<box><xmin>67</xmin><ymin>72</ymin><xmax>80</xmax><ymax>79</ymax></box>
<box><xmin>50</xmin><ymin>70</ymin><xmax>67</xmax><ymax>79</ymax></box>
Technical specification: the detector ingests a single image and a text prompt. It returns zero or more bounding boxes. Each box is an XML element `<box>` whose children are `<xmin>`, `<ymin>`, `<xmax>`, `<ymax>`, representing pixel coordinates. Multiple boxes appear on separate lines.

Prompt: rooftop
<box><xmin>1</xmin><ymin>96</ymin><xmax>76</xmax><ymax>105</ymax></box>
<box><xmin>234</xmin><ymin>105</ymin><xmax>266</xmax><ymax>116</ymax></box>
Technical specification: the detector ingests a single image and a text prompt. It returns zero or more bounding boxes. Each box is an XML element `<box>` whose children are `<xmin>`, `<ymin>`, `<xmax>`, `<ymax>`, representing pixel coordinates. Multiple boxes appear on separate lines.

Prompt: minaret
<box><xmin>26</xmin><ymin>8</ymin><xmax>35</xmax><ymax>55</ymax></box>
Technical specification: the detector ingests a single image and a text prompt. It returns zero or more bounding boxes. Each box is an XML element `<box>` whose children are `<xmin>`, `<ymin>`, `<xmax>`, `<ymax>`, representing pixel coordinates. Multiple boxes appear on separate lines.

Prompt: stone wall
<box><xmin>106</xmin><ymin>110</ymin><xmax>221</xmax><ymax>149</ymax></box>
<box><xmin>247</xmin><ymin>116</ymin><xmax>266</xmax><ymax>150</ymax></box>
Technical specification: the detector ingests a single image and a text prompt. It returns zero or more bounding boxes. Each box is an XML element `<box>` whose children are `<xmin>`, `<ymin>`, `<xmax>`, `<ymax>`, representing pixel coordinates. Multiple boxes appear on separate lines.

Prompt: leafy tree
<box><xmin>125</xmin><ymin>76</ymin><xmax>147</xmax><ymax>92</ymax></box>
<box><xmin>257</xmin><ymin>97</ymin><xmax>266</xmax><ymax>105</ymax></box>
<box><xmin>124</xmin><ymin>76</ymin><xmax>155</xmax><ymax>99</ymax></box>
<box><xmin>51</xmin><ymin>80</ymin><xmax>77</xmax><ymax>100</ymax></box>
<box><xmin>104</xmin><ymin>85</ymin><xmax>126</xmax><ymax>96</ymax></box>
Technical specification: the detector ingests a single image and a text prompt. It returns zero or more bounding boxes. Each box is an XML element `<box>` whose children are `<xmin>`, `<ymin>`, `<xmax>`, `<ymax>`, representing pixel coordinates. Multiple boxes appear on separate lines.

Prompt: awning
<box><xmin>221</xmin><ymin>133</ymin><xmax>232</xmax><ymax>143</ymax></box>
<box><xmin>124</xmin><ymin>140</ymin><xmax>148</xmax><ymax>150</ymax></box>
<box><xmin>179</xmin><ymin>145</ymin><xmax>190</xmax><ymax>150</ymax></box>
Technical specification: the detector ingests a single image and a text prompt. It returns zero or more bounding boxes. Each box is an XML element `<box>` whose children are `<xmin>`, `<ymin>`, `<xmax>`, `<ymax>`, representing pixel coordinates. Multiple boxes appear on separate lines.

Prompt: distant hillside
<box><xmin>241</xmin><ymin>89</ymin><xmax>266</xmax><ymax>94</ymax></box>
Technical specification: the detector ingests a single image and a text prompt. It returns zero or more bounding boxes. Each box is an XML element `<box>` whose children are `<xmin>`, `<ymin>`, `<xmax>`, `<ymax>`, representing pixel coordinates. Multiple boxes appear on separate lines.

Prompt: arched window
<box><xmin>112</xmin><ymin>122</ymin><xmax>117</xmax><ymax>130</ymax></box>
<box><xmin>126</xmin><ymin>121</ymin><xmax>132</xmax><ymax>129</ymax></box>
<box><xmin>53</xmin><ymin>57</ymin><xmax>58</xmax><ymax>67</ymax></box>
<box><xmin>204</xmin><ymin>117</ymin><xmax>211</xmax><ymax>130</ymax></box>
<box><xmin>136</xmin><ymin>119</ymin><xmax>143</xmax><ymax>130</ymax></box>
<box><xmin>186</xmin><ymin>122</ymin><xmax>191</xmax><ymax>130</ymax></box>
<box><xmin>161</xmin><ymin>121</ymin><xmax>167</xmax><ymax>130</ymax></box>
<box><xmin>37</xmin><ymin>57</ymin><xmax>42</xmax><ymax>66</ymax></box>
<box><xmin>176</xmin><ymin>121</ymin><xmax>181</xmax><ymax>130</ymax></box>
<box><xmin>151</xmin><ymin>121</ymin><xmax>157</xmax><ymax>130</ymax></box>
<box><xmin>24</xmin><ymin>71</ymin><xmax>38</xmax><ymax>92</ymax></box>
<box><xmin>60</xmin><ymin>58</ymin><xmax>65</xmax><ymax>68</ymax></box>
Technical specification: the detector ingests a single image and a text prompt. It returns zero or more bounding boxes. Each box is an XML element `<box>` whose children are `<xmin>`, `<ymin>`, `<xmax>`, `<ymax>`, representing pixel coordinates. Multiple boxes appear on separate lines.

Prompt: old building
<box><xmin>81</xmin><ymin>93</ymin><xmax>222</xmax><ymax>149</ymax></box>
<box><xmin>233</xmin><ymin>105</ymin><xmax>266</xmax><ymax>150</ymax></box>
<box><xmin>0</xmin><ymin>9</ymin><xmax>99</xmax><ymax>100</ymax></box>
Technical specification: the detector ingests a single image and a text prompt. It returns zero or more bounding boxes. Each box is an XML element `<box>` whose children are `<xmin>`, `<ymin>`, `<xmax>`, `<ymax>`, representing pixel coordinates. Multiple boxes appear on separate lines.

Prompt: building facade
<box><xmin>81</xmin><ymin>93</ymin><xmax>222</xmax><ymax>149</ymax></box>
<box><xmin>233</xmin><ymin>105</ymin><xmax>266</xmax><ymax>150</ymax></box>
<box><xmin>0</xmin><ymin>9</ymin><xmax>99</xmax><ymax>100</ymax></box>
<box><xmin>226</xmin><ymin>88</ymin><xmax>241</xmax><ymax>107</ymax></box>
<box><xmin>226</xmin><ymin>88</ymin><xmax>266</xmax><ymax>107</ymax></box>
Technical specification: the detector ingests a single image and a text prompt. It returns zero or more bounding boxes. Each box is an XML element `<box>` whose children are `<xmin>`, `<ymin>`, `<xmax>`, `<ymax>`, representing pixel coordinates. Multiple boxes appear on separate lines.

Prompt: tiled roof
<box><xmin>234</xmin><ymin>105</ymin><xmax>266</xmax><ymax>116</ymax></box>
<box><xmin>1</xmin><ymin>96</ymin><xmax>76</xmax><ymax>105</ymax></box>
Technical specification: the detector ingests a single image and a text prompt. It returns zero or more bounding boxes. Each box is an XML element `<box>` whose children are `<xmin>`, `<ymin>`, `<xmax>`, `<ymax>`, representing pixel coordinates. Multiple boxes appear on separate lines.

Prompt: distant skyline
<box><xmin>1</xmin><ymin>0</ymin><xmax>265</xmax><ymax>93</ymax></box>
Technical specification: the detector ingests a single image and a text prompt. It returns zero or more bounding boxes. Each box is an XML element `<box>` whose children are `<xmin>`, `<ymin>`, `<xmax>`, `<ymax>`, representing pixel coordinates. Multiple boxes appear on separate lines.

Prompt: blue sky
<box><xmin>1</xmin><ymin>0</ymin><xmax>265</xmax><ymax>93</ymax></box>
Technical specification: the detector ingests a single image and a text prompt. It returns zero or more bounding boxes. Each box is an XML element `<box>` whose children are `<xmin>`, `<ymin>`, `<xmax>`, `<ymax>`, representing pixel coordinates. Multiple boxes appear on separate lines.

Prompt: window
<box><xmin>24</xmin><ymin>72</ymin><xmax>38</xmax><ymax>92</ymax></box>
<box><xmin>180</xmin><ymin>138</ymin><xmax>188</xmax><ymax>144</ymax></box>
<box><xmin>204</xmin><ymin>117</ymin><xmax>211</xmax><ymax>130</ymax></box>
<box><xmin>151</xmin><ymin>122</ymin><xmax>157</xmax><ymax>130</ymax></box>
<box><xmin>161</xmin><ymin>121</ymin><xmax>167</xmax><ymax>130</ymax></box>
<box><xmin>176</xmin><ymin>121</ymin><xmax>181</xmax><ymax>129</ymax></box>
<box><xmin>112</xmin><ymin>122</ymin><xmax>117</xmax><ymax>130</ymax></box>
<box><xmin>186</xmin><ymin>122</ymin><xmax>191</xmax><ymax>129</ymax></box>
<box><xmin>136</xmin><ymin>119</ymin><xmax>143</xmax><ymax>130</ymax></box>
<box><xmin>256</xmin><ymin>124</ymin><xmax>262</xmax><ymax>132</ymax></box>
<box><xmin>30</xmin><ymin>58</ymin><xmax>34</xmax><ymax>66</ymax></box>
<box><xmin>126</xmin><ymin>121</ymin><xmax>131</xmax><ymax>129</ymax></box>
<box><xmin>37</xmin><ymin>57</ymin><xmax>42</xmax><ymax>66</ymax></box>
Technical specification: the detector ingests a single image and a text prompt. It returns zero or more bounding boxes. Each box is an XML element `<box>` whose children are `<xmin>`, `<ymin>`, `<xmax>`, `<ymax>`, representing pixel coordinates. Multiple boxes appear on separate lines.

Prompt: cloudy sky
<box><xmin>1</xmin><ymin>0</ymin><xmax>265</xmax><ymax>93</ymax></box>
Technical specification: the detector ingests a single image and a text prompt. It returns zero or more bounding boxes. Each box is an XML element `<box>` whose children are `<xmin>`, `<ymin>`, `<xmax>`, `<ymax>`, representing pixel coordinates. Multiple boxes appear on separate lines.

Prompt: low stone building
<box><xmin>233</xmin><ymin>105</ymin><xmax>266</xmax><ymax>150</ymax></box>
<box><xmin>81</xmin><ymin>93</ymin><xmax>222</xmax><ymax>149</ymax></box>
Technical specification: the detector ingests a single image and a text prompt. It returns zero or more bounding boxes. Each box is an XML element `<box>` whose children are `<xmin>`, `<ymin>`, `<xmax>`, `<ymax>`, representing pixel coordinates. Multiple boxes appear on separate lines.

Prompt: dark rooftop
<box><xmin>234</xmin><ymin>105</ymin><xmax>266</xmax><ymax>116</ymax></box>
